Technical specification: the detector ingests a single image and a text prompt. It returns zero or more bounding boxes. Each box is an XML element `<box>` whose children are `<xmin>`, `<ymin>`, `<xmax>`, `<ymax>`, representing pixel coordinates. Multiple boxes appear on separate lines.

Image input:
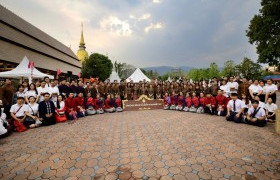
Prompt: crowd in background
<box><xmin>0</xmin><ymin>75</ymin><xmax>278</xmax><ymax>137</ymax></box>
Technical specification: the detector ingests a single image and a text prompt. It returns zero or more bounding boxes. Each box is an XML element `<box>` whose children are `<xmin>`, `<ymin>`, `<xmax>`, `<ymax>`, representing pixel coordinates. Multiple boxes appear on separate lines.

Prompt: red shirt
<box><xmin>104</xmin><ymin>99</ymin><xmax>112</xmax><ymax>109</ymax></box>
<box><xmin>199</xmin><ymin>97</ymin><xmax>205</xmax><ymax>106</ymax></box>
<box><xmin>204</xmin><ymin>97</ymin><xmax>216</xmax><ymax>106</ymax></box>
<box><xmin>115</xmin><ymin>98</ymin><xmax>122</xmax><ymax>107</ymax></box>
<box><xmin>192</xmin><ymin>96</ymin><xmax>199</xmax><ymax>107</ymax></box>
<box><xmin>75</xmin><ymin>97</ymin><xmax>85</xmax><ymax>108</ymax></box>
<box><xmin>177</xmin><ymin>96</ymin><xmax>184</xmax><ymax>106</ymax></box>
<box><xmin>86</xmin><ymin>97</ymin><xmax>94</xmax><ymax>107</ymax></box>
<box><xmin>94</xmin><ymin>99</ymin><xmax>103</xmax><ymax>109</ymax></box>
<box><xmin>215</xmin><ymin>95</ymin><xmax>227</xmax><ymax>109</ymax></box>
<box><xmin>185</xmin><ymin>97</ymin><xmax>192</xmax><ymax>108</ymax></box>
<box><xmin>171</xmin><ymin>95</ymin><xmax>178</xmax><ymax>105</ymax></box>
<box><xmin>65</xmin><ymin>97</ymin><xmax>77</xmax><ymax>113</ymax></box>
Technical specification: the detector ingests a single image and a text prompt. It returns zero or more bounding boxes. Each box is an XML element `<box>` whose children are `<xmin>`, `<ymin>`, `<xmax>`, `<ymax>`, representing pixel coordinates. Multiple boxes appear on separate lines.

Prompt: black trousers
<box><xmin>245</xmin><ymin>119</ymin><xmax>267</xmax><ymax>127</ymax></box>
<box><xmin>4</xmin><ymin>104</ymin><xmax>12</xmax><ymax>119</ymax></box>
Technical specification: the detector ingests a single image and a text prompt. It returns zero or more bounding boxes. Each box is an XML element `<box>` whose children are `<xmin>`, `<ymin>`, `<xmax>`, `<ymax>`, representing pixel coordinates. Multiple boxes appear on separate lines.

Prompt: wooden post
<box><xmin>276</xmin><ymin>109</ymin><xmax>280</xmax><ymax>134</ymax></box>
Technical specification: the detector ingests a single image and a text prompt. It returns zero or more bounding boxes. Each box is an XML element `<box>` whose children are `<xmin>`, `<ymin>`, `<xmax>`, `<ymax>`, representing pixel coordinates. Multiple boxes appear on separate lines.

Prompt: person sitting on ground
<box><xmin>176</xmin><ymin>92</ymin><xmax>185</xmax><ymax>111</ymax></box>
<box><xmin>104</xmin><ymin>94</ymin><xmax>115</xmax><ymax>113</ymax></box>
<box><xmin>215</xmin><ymin>90</ymin><xmax>227</xmax><ymax>116</ymax></box>
<box><xmin>55</xmin><ymin>95</ymin><xmax>67</xmax><ymax>122</ymax></box>
<box><xmin>10</xmin><ymin>97</ymin><xmax>28</xmax><ymax>132</ymax></box>
<box><xmin>110</xmin><ymin>94</ymin><xmax>117</xmax><ymax>111</ymax></box>
<box><xmin>163</xmin><ymin>93</ymin><xmax>171</xmax><ymax>110</ymax></box>
<box><xmin>25</xmin><ymin>96</ymin><xmax>41</xmax><ymax>128</ymax></box>
<box><xmin>170</xmin><ymin>91</ymin><xmax>178</xmax><ymax>110</ymax></box>
<box><xmin>115</xmin><ymin>94</ymin><xmax>123</xmax><ymax>112</ymax></box>
<box><xmin>190</xmin><ymin>92</ymin><xmax>199</xmax><ymax>112</ymax></box>
<box><xmin>65</xmin><ymin>92</ymin><xmax>78</xmax><ymax>120</ymax></box>
<box><xmin>183</xmin><ymin>92</ymin><xmax>192</xmax><ymax>112</ymax></box>
<box><xmin>85</xmin><ymin>92</ymin><xmax>96</xmax><ymax>115</ymax></box>
<box><xmin>12</xmin><ymin>84</ymin><xmax>25</xmax><ymax>105</ymax></box>
<box><xmin>38</xmin><ymin>93</ymin><xmax>56</xmax><ymax>126</ymax></box>
<box><xmin>226</xmin><ymin>93</ymin><xmax>246</xmax><ymax>123</ymax></box>
<box><xmin>245</xmin><ymin>100</ymin><xmax>267</xmax><ymax>127</ymax></box>
<box><xmin>264</xmin><ymin>97</ymin><xmax>277</xmax><ymax>123</ymax></box>
<box><xmin>204</xmin><ymin>93</ymin><xmax>216</xmax><ymax>115</ymax></box>
<box><xmin>197</xmin><ymin>92</ymin><xmax>205</xmax><ymax>113</ymax></box>
<box><xmin>95</xmin><ymin>94</ymin><xmax>104</xmax><ymax>114</ymax></box>
<box><xmin>25</xmin><ymin>83</ymin><xmax>39</xmax><ymax>103</ymax></box>
<box><xmin>75</xmin><ymin>92</ymin><xmax>87</xmax><ymax>117</ymax></box>
<box><xmin>0</xmin><ymin>105</ymin><xmax>9</xmax><ymax>138</ymax></box>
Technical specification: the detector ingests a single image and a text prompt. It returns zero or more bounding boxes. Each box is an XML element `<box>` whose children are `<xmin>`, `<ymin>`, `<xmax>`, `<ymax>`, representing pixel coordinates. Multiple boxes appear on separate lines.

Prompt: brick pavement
<box><xmin>0</xmin><ymin>110</ymin><xmax>280</xmax><ymax>180</ymax></box>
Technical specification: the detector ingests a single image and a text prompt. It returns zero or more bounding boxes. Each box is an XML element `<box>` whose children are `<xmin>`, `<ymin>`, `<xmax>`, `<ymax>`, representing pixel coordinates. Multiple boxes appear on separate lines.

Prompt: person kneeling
<box><xmin>10</xmin><ymin>97</ymin><xmax>28</xmax><ymax>132</ymax></box>
<box><xmin>95</xmin><ymin>94</ymin><xmax>104</xmax><ymax>114</ymax></box>
<box><xmin>38</xmin><ymin>93</ymin><xmax>56</xmax><ymax>126</ymax></box>
<box><xmin>55</xmin><ymin>95</ymin><xmax>67</xmax><ymax>122</ymax></box>
<box><xmin>76</xmin><ymin>92</ymin><xmax>87</xmax><ymax>117</ymax></box>
<box><xmin>104</xmin><ymin>94</ymin><xmax>115</xmax><ymax>113</ymax></box>
<box><xmin>115</xmin><ymin>95</ymin><xmax>123</xmax><ymax>112</ymax></box>
<box><xmin>245</xmin><ymin>100</ymin><xmax>266</xmax><ymax>127</ymax></box>
<box><xmin>163</xmin><ymin>93</ymin><xmax>171</xmax><ymax>110</ymax></box>
<box><xmin>65</xmin><ymin>92</ymin><xmax>78</xmax><ymax>121</ymax></box>
<box><xmin>226</xmin><ymin>93</ymin><xmax>246</xmax><ymax>123</ymax></box>
<box><xmin>86</xmin><ymin>92</ymin><xmax>96</xmax><ymax>115</ymax></box>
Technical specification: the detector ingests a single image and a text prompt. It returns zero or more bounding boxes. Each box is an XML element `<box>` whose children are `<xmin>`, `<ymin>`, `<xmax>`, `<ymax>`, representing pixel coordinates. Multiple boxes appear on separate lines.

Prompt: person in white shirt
<box><xmin>25</xmin><ymin>96</ymin><xmax>41</xmax><ymax>128</ymax></box>
<box><xmin>22</xmin><ymin>81</ymin><xmax>29</xmax><ymax>94</ymax></box>
<box><xmin>254</xmin><ymin>96</ymin><xmax>265</xmax><ymax>108</ymax></box>
<box><xmin>10</xmin><ymin>97</ymin><xmax>28</xmax><ymax>130</ymax></box>
<box><xmin>220</xmin><ymin>80</ymin><xmax>230</xmax><ymax>97</ymax></box>
<box><xmin>265</xmin><ymin>79</ymin><xmax>278</xmax><ymax>103</ymax></box>
<box><xmin>246</xmin><ymin>100</ymin><xmax>267</xmax><ymax>127</ymax></box>
<box><xmin>226</xmin><ymin>93</ymin><xmax>246</xmax><ymax>123</ymax></box>
<box><xmin>249</xmin><ymin>80</ymin><xmax>262</xmax><ymax>100</ymax></box>
<box><xmin>37</xmin><ymin>81</ymin><xmax>50</xmax><ymax>102</ymax></box>
<box><xmin>25</xmin><ymin>83</ymin><xmax>39</xmax><ymax>103</ymax></box>
<box><xmin>259</xmin><ymin>81</ymin><xmax>266</xmax><ymax>102</ymax></box>
<box><xmin>0</xmin><ymin>107</ymin><xmax>8</xmax><ymax>137</ymax></box>
<box><xmin>44</xmin><ymin>77</ymin><xmax>51</xmax><ymax>88</ymax></box>
<box><xmin>49</xmin><ymin>81</ymin><xmax>60</xmax><ymax>104</ymax></box>
<box><xmin>264</xmin><ymin>97</ymin><xmax>277</xmax><ymax>122</ymax></box>
<box><xmin>12</xmin><ymin>84</ymin><xmax>25</xmax><ymax>105</ymax></box>
<box><xmin>227</xmin><ymin>77</ymin><xmax>239</xmax><ymax>93</ymax></box>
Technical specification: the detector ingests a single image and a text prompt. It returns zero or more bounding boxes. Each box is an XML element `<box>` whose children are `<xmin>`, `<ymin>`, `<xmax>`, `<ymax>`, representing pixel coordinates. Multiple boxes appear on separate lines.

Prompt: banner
<box><xmin>123</xmin><ymin>95</ymin><xmax>163</xmax><ymax>111</ymax></box>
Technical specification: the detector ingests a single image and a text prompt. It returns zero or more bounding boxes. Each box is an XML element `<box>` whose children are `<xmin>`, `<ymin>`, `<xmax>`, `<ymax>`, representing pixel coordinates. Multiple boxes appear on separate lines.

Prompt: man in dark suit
<box><xmin>39</xmin><ymin>93</ymin><xmax>56</xmax><ymax>126</ymax></box>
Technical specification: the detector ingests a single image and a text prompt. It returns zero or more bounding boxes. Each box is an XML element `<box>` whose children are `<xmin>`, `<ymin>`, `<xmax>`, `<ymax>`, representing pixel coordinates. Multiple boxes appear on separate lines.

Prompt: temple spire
<box><xmin>79</xmin><ymin>22</ymin><xmax>85</xmax><ymax>46</ymax></box>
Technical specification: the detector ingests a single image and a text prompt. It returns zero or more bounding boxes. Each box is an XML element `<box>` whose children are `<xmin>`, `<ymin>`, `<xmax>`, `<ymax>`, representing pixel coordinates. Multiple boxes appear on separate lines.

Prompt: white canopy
<box><xmin>109</xmin><ymin>70</ymin><xmax>121</xmax><ymax>83</ymax></box>
<box><xmin>126</xmin><ymin>68</ymin><xmax>150</xmax><ymax>82</ymax></box>
<box><xmin>0</xmin><ymin>56</ymin><xmax>54</xmax><ymax>80</ymax></box>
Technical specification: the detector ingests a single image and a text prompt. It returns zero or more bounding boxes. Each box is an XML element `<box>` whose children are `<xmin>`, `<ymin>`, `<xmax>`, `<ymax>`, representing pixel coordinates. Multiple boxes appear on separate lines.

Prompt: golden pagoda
<box><xmin>76</xmin><ymin>23</ymin><xmax>89</xmax><ymax>62</ymax></box>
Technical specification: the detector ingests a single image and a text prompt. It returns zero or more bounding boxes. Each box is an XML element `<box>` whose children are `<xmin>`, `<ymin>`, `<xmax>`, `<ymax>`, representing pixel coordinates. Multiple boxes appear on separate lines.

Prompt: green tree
<box><xmin>81</xmin><ymin>53</ymin><xmax>113</xmax><ymax>81</ymax></box>
<box><xmin>246</xmin><ymin>0</ymin><xmax>280</xmax><ymax>67</ymax></box>
<box><xmin>221</xmin><ymin>60</ymin><xmax>236</xmax><ymax>77</ymax></box>
<box><xmin>236</xmin><ymin>57</ymin><xmax>262</xmax><ymax>79</ymax></box>
<box><xmin>208</xmin><ymin>62</ymin><xmax>220</xmax><ymax>79</ymax></box>
<box><xmin>141</xmin><ymin>69</ymin><xmax>160</xmax><ymax>79</ymax></box>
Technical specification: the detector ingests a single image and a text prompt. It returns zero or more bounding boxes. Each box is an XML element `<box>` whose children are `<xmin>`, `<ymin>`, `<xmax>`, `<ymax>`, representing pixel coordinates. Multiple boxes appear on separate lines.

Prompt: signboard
<box><xmin>123</xmin><ymin>95</ymin><xmax>163</xmax><ymax>111</ymax></box>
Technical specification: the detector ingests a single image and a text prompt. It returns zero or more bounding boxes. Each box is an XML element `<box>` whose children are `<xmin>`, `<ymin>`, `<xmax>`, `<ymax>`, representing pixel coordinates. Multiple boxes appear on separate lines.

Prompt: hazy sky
<box><xmin>0</xmin><ymin>0</ymin><xmax>261</xmax><ymax>68</ymax></box>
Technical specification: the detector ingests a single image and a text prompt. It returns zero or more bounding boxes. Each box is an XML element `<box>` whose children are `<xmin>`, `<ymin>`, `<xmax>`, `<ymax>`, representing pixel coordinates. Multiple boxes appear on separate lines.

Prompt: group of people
<box><xmin>162</xmin><ymin>77</ymin><xmax>278</xmax><ymax>127</ymax></box>
<box><xmin>0</xmin><ymin>75</ymin><xmax>278</xmax><ymax>137</ymax></box>
<box><xmin>0</xmin><ymin>77</ymin><xmax>123</xmax><ymax>136</ymax></box>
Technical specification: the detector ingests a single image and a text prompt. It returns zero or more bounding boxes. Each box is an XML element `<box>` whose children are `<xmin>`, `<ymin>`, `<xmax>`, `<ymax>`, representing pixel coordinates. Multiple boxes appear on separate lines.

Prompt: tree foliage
<box><xmin>113</xmin><ymin>61</ymin><xmax>136</xmax><ymax>79</ymax></box>
<box><xmin>235</xmin><ymin>57</ymin><xmax>263</xmax><ymax>80</ymax></box>
<box><xmin>208</xmin><ymin>62</ymin><xmax>220</xmax><ymax>79</ymax></box>
<box><xmin>141</xmin><ymin>69</ymin><xmax>160</xmax><ymax>80</ymax></box>
<box><xmin>81</xmin><ymin>53</ymin><xmax>113</xmax><ymax>81</ymax></box>
<box><xmin>246</xmin><ymin>0</ymin><xmax>280</xmax><ymax>67</ymax></box>
<box><xmin>221</xmin><ymin>60</ymin><xmax>236</xmax><ymax>77</ymax></box>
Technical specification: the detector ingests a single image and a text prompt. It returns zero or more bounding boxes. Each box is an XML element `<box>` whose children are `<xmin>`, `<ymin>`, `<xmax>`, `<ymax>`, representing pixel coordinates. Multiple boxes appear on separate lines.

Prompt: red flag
<box><xmin>28</xmin><ymin>61</ymin><xmax>35</xmax><ymax>69</ymax></box>
<box><xmin>57</xmin><ymin>69</ymin><xmax>62</xmax><ymax>76</ymax></box>
<box><xmin>77</xmin><ymin>72</ymin><xmax>81</xmax><ymax>78</ymax></box>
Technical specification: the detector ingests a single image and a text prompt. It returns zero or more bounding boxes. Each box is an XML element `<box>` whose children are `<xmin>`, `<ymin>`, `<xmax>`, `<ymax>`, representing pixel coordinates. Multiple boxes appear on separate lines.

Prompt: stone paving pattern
<box><xmin>0</xmin><ymin>110</ymin><xmax>280</xmax><ymax>180</ymax></box>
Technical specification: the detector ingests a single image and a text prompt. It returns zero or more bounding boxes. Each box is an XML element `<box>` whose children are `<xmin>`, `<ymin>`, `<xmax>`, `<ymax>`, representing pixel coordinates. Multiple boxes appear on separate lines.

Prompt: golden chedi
<box><xmin>76</xmin><ymin>23</ymin><xmax>88</xmax><ymax>62</ymax></box>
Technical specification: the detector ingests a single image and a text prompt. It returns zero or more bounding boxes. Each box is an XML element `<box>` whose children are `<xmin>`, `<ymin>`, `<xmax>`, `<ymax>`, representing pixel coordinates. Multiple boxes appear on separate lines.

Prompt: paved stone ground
<box><xmin>0</xmin><ymin>110</ymin><xmax>280</xmax><ymax>180</ymax></box>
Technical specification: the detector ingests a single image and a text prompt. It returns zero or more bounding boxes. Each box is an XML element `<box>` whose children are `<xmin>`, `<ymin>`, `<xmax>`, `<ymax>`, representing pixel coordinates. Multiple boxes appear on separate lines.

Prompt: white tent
<box><xmin>126</xmin><ymin>68</ymin><xmax>150</xmax><ymax>82</ymax></box>
<box><xmin>109</xmin><ymin>70</ymin><xmax>121</xmax><ymax>83</ymax></box>
<box><xmin>0</xmin><ymin>56</ymin><xmax>54</xmax><ymax>81</ymax></box>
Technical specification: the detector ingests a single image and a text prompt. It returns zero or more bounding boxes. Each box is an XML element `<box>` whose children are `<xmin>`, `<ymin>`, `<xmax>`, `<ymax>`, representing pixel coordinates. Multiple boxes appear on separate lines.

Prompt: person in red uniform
<box><xmin>215</xmin><ymin>89</ymin><xmax>227</xmax><ymax>116</ymax></box>
<box><xmin>104</xmin><ymin>94</ymin><xmax>115</xmax><ymax>113</ymax></box>
<box><xmin>55</xmin><ymin>95</ymin><xmax>67</xmax><ymax>122</ymax></box>
<box><xmin>75</xmin><ymin>92</ymin><xmax>87</xmax><ymax>117</ymax></box>
<box><xmin>204</xmin><ymin>92</ymin><xmax>216</xmax><ymax>115</ymax></box>
<box><xmin>170</xmin><ymin>91</ymin><xmax>178</xmax><ymax>110</ymax></box>
<box><xmin>191</xmin><ymin>92</ymin><xmax>199</xmax><ymax>108</ymax></box>
<box><xmin>176</xmin><ymin>92</ymin><xmax>185</xmax><ymax>111</ymax></box>
<box><xmin>65</xmin><ymin>92</ymin><xmax>78</xmax><ymax>121</ymax></box>
<box><xmin>115</xmin><ymin>94</ymin><xmax>123</xmax><ymax>112</ymax></box>
<box><xmin>183</xmin><ymin>92</ymin><xmax>192</xmax><ymax>111</ymax></box>
<box><xmin>86</xmin><ymin>92</ymin><xmax>96</xmax><ymax>115</ymax></box>
<box><xmin>94</xmin><ymin>94</ymin><xmax>104</xmax><ymax>114</ymax></box>
<box><xmin>163</xmin><ymin>92</ymin><xmax>171</xmax><ymax>110</ymax></box>
<box><xmin>197</xmin><ymin>92</ymin><xmax>206</xmax><ymax>113</ymax></box>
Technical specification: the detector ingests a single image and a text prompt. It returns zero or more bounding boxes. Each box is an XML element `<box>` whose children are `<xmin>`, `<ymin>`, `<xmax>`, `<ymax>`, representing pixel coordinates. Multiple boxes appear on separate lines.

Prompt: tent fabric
<box><xmin>263</xmin><ymin>75</ymin><xmax>280</xmax><ymax>81</ymax></box>
<box><xmin>126</xmin><ymin>68</ymin><xmax>151</xmax><ymax>82</ymax></box>
<box><xmin>0</xmin><ymin>56</ymin><xmax>54</xmax><ymax>79</ymax></box>
<box><xmin>109</xmin><ymin>71</ymin><xmax>121</xmax><ymax>82</ymax></box>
